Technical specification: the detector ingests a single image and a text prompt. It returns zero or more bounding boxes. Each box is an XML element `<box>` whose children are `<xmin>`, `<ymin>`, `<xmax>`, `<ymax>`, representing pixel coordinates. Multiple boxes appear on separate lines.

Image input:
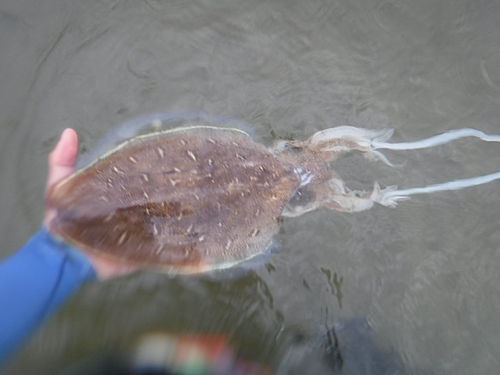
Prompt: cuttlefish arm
<box><xmin>283</xmin><ymin>171</ymin><xmax>408</xmax><ymax>217</ymax></box>
<box><xmin>273</xmin><ymin>126</ymin><xmax>396</xmax><ymax>165</ymax></box>
<box><xmin>306</xmin><ymin>126</ymin><xmax>395</xmax><ymax>166</ymax></box>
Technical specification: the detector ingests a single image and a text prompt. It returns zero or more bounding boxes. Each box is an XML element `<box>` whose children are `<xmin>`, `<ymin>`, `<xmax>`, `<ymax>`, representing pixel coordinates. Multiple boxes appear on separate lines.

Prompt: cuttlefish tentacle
<box><xmin>306</xmin><ymin>126</ymin><xmax>500</xmax><ymax>163</ymax></box>
<box><xmin>372</xmin><ymin>127</ymin><xmax>500</xmax><ymax>151</ymax></box>
<box><xmin>292</xmin><ymin>126</ymin><xmax>500</xmax><ymax>166</ymax></box>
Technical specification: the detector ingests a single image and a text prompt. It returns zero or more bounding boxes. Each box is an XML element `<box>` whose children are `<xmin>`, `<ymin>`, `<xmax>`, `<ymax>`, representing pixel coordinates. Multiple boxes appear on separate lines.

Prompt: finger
<box><xmin>46</xmin><ymin>128</ymin><xmax>79</xmax><ymax>189</ymax></box>
<box><xmin>85</xmin><ymin>252</ymin><xmax>139</xmax><ymax>280</ymax></box>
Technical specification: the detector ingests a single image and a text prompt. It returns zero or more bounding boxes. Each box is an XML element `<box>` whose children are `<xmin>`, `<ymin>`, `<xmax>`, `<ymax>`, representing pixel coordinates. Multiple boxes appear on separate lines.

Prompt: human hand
<box><xmin>44</xmin><ymin>129</ymin><xmax>139</xmax><ymax>280</ymax></box>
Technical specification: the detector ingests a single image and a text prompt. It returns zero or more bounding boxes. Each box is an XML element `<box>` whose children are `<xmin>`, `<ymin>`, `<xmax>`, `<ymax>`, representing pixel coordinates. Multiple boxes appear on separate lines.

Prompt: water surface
<box><xmin>1</xmin><ymin>0</ymin><xmax>500</xmax><ymax>373</ymax></box>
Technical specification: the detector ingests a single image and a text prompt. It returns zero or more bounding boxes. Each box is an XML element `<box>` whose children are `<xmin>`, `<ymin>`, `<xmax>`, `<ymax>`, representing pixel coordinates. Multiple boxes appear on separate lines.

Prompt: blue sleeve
<box><xmin>0</xmin><ymin>228</ymin><xmax>96</xmax><ymax>367</ymax></box>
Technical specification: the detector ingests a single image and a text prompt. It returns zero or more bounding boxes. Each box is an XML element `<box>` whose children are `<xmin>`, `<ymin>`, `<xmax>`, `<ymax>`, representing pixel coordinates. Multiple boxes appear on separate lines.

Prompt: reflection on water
<box><xmin>1</xmin><ymin>0</ymin><xmax>500</xmax><ymax>374</ymax></box>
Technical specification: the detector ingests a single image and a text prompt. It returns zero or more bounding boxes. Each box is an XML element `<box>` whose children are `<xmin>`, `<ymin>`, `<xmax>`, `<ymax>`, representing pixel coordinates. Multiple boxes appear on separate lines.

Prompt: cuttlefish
<box><xmin>46</xmin><ymin>112</ymin><xmax>500</xmax><ymax>274</ymax></box>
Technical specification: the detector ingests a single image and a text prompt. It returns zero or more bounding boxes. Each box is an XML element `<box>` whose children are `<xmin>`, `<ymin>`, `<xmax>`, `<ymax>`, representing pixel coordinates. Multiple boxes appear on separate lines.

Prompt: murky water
<box><xmin>1</xmin><ymin>0</ymin><xmax>500</xmax><ymax>373</ymax></box>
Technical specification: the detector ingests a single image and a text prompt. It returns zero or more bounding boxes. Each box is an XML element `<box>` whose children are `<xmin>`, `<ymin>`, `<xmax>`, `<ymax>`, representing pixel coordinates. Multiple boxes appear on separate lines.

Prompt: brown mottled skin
<box><xmin>47</xmin><ymin>127</ymin><xmax>298</xmax><ymax>274</ymax></box>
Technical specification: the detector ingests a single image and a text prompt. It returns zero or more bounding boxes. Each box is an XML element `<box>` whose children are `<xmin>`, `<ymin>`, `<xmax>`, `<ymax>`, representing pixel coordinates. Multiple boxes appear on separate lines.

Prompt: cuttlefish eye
<box><xmin>274</xmin><ymin>140</ymin><xmax>296</xmax><ymax>153</ymax></box>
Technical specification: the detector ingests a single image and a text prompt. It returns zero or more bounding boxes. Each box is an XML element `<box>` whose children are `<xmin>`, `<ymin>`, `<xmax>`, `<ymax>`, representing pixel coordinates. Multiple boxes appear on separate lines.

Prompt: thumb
<box><xmin>46</xmin><ymin>128</ymin><xmax>79</xmax><ymax>189</ymax></box>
